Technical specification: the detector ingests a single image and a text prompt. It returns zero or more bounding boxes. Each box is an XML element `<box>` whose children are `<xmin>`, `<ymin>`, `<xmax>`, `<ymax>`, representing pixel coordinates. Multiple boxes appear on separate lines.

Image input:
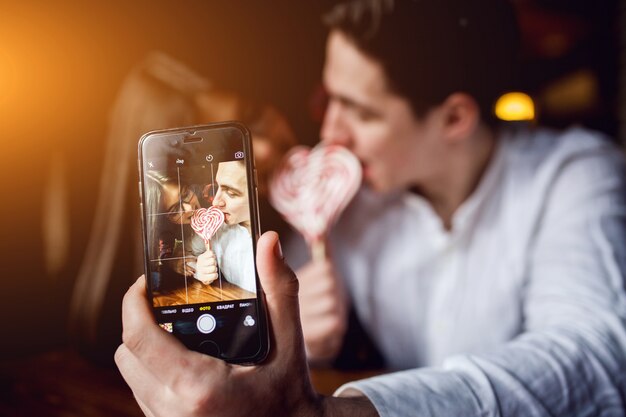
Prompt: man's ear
<box><xmin>439</xmin><ymin>93</ymin><xmax>480</xmax><ymax>143</ymax></box>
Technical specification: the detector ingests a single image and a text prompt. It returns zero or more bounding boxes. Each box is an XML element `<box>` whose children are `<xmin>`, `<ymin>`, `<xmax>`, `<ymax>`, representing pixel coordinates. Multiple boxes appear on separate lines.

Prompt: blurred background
<box><xmin>0</xmin><ymin>0</ymin><xmax>623</xmax><ymax>359</ymax></box>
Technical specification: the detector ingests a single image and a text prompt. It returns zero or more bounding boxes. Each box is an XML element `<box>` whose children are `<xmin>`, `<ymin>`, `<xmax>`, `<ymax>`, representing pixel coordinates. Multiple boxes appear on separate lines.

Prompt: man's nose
<box><xmin>320</xmin><ymin>100</ymin><xmax>350</xmax><ymax>147</ymax></box>
<box><xmin>212</xmin><ymin>191</ymin><xmax>225</xmax><ymax>207</ymax></box>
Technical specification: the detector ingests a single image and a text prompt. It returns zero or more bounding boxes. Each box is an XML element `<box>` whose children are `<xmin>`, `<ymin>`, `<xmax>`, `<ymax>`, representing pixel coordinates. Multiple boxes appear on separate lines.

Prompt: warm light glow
<box><xmin>495</xmin><ymin>92</ymin><xmax>535</xmax><ymax>121</ymax></box>
<box><xmin>0</xmin><ymin>50</ymin><xmax>16</xmax><ymax>107</ymax></box>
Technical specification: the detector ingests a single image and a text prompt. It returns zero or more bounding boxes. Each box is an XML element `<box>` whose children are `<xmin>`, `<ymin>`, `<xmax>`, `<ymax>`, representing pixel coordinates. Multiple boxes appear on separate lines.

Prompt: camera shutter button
<box><xmin>196</xmin><ymin>314</ymin><xmax>216</xmax><ymax>334</ymax></box>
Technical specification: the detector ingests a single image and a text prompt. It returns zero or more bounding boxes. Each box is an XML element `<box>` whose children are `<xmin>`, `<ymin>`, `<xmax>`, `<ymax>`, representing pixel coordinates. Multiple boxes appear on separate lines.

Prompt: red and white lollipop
<box><xmin>270</xmin><ymin>144</ymin><xmax>362</xmax><ymax>260</ymax></box>
<box><xmin>190</xmin><ymin>206</ymin><xmax>224</xmax><ymax>249</ymax></box>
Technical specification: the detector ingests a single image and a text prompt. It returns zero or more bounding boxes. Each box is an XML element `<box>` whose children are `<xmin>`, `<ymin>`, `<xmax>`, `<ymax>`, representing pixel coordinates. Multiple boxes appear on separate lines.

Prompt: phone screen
<box><xmin>139</xmin><ymin>123</ymin><xmax>268</xmax><ymax>363</ymax></box>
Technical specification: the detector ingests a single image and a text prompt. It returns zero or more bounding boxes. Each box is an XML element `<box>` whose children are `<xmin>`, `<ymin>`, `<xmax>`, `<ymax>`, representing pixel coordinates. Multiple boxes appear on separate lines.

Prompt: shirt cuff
<box><xmin>334</xmin><ymin>379</ymin><xmax>390</xmax><ymax>417</ymax></box>
<box><xmin>333</xmin><ymin>365</ymin><xmax>490</xmax><ymax>417</ymax></box>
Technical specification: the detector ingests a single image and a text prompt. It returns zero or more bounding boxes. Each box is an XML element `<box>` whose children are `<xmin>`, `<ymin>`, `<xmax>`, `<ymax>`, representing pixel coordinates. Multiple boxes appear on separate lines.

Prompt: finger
<box><xmin>114</xmin><ymin>344</ymin><xmax>163</xmax><ymax>412</ymax></box>
<box><xmin>296</xmin><ymin>260</ymin><xmax>331</xmax><ymax>282</ymax></box>
<box><xmin>197</xmin><ymin>265</ymin><xmax>217</xmax><ymax>278</ymax></box>
<box><xmin>302</xmin><ymin>313</ymin><xmax>345</xmax><ymax>341</ymax></box>
<box><xmin>185</xmin><ymin>264</ymin><xmax>197</xmax><ymax>274</ymax></box>
<box><xmin>197</xmin><ymin>257</ymin><xmax>216</xmax><ymax>268</ymax></box>
<box><xmin>199</xmin><ymin>273</ymin><xmax>218</xmax><ymax>285</ymax></box>
<box><xmin>256</xmin><ymin>231</ymin><xmax>305</xmax><ymax>359</ymax></box>
<box><xmin>136</xmin><ymin>397</ymin><xmax>156</xmax><ymax>417</ymax></box>
<box><xmin>121</xmin><ymin>276</ymin><xmax>225</xmax><ymax>386</ymax></box>
<box><xmin>299</xmin><ymin>295</ymin><xmax>342</xmax><ymax>317</ymax></box>
<box><xmin>298</xmin><ymin>275</ymin><xmax>336</xmax><ymax>297</ymax></box>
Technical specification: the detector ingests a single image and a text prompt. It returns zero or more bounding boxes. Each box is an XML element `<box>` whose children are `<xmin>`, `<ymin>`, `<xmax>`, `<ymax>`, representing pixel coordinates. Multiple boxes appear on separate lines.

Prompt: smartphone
<box><xmin>138</xmin><ymin>121</ymin><xmax>269</xmax><ymax>364</ymax></box>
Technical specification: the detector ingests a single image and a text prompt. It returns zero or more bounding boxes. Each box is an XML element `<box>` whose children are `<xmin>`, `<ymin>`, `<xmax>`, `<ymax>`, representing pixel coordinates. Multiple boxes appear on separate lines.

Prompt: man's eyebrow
<box><xmin>332</xmin><ymin>93</ymin><xmax>381</xmax><ymax>117</ymax></box>
<box><xmin>219</xmin><ymin>183</ymin><xmax>243</xmax><ymax>195</ymax></box>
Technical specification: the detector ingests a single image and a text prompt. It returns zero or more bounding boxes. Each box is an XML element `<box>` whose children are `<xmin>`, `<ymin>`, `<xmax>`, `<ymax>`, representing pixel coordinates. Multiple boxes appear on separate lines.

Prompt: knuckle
<box><xmin>113</xmin><ymin>345</ymin><xmax>127</xmax><ymax>366</ymax></box>
<box><xmin>188</xmin><ymin>391</ymin><xmax>215</xmax><ymax>415</ymax></box>
<box><xmin>121</xmin><ymin>328</ymin><xmax>144</xmax><ymax>354</ymax></box>
<box><xmin>168</xmin><ymin>360</ymin><xmax>198</xmax><ymax>394</ymax></box>
<box><xmin>121</xmin><ymin>289</ymin><xmax>133</xmax><ymax>313</ymax></box>
<box><xmin>319</xmin><ymin>278</ymin><xmax>334</xmax><ymax>294</ymax></box>
<box><xmin>327</xmin><ymin>316</ymin><xmax>346</xmax><ymax>336</ymax></box>
<box><xmin>285</xmin><ymin>272</ymin><xmax>300</xmax><ymax>296</ymax></box>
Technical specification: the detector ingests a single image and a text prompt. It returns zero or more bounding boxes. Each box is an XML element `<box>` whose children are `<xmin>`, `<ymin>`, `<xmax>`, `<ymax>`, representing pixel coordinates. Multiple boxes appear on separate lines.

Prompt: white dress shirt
<box><xmin>287</xmin><ymin>126</ymin><xmax>626</xmax><ymax>416</ymax></box>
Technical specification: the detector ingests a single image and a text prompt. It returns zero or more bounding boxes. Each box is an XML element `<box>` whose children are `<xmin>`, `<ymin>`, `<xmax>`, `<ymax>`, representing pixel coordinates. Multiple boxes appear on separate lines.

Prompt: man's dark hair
<box><xmin>324</xmin><ymin>0</ymin><xmax>520</xmax><ymax>125</ymax></box>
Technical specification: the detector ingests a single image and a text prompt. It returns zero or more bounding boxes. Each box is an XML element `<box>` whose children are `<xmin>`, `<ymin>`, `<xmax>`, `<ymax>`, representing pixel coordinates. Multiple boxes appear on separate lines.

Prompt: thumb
<box><xmin>256</xmin><ymin>231</ymin><xmax>305</xmax><ymax>360</ymax></box>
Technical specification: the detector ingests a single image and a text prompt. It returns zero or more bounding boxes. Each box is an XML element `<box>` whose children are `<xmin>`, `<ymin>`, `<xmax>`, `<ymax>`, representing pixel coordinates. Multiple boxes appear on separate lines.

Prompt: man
<box><xmin>293</xmin><ymin>1</ymin><xmax>523</xmax><ymax>365</ymax></box>
<box><xmin>116</xmin><ymin>0</ymin><xmax>626</xmax><ymax>415</ymax></box>
<box><xmin>193</xmin><ymin>160</ymin><xmax>257</xmax><ymax>293</ymax></box>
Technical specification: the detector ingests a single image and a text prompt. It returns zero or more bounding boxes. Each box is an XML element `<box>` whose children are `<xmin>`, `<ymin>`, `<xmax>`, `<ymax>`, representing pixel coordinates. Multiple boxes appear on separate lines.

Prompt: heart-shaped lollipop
<box><xmin>190</xmin><ymin>206</ymin><xmax>225</xmax><ymax>247</ymax></box>
<box><xmin>270</xmin><ymin>144</ymin><xmax>362</xmax><ymax>258</ymax></box>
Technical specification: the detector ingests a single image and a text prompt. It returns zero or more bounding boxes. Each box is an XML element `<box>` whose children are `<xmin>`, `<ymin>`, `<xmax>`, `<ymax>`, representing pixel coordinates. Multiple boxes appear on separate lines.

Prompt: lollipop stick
<box><xmin>311</xmin><ymin>239</ymin><xmax>326</xmax><ymax>263</ymax></box>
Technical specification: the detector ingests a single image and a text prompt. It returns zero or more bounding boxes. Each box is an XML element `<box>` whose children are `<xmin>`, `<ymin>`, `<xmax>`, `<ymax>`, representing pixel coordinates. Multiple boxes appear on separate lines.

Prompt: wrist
<box><xmin>288</xmin><ymin>392</ymin><xmax>325</xmax><ymax>417</ymax></box>
<box><xmin>320</xmin><ymin>395</ymin><xmax>378</xmax><ymax>417</ymax></box>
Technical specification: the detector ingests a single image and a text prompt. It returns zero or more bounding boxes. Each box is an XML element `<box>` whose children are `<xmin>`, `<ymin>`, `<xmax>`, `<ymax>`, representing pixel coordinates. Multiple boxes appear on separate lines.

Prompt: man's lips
<box><xmin>361</xmin><ymin>162</ymin><xmax>371</xmax><ymax>180</ymax></box>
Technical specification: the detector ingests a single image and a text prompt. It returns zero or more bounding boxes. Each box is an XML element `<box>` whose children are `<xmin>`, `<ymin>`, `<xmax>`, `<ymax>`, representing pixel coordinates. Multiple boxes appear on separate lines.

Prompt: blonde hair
<box><xmin>70</xmin><ymin>52</ymin><xmax>210</xmax><ymax>345</ymax></box>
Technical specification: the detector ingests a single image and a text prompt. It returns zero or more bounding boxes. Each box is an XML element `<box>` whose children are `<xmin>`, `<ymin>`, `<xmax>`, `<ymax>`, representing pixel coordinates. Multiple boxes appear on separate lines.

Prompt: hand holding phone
<box><xmin>115</xmin><ymin>232</ymin><xmax>379</xmax><ymax>417</ymax></box>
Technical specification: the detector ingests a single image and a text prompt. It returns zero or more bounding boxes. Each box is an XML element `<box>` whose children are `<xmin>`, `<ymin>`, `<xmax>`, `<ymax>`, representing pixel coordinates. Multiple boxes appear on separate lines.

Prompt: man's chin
<box><xmin>364</xmin><ymin>176</ymin><xmax>388</xmax><ymax>193</ymax></box>
<box><xmin>363</xmin><ymin>168</ymin><xmax>385</xmax><ymax>191</ymax></box>
<box><xmin>364</xmin><ymin>178</ymin><xmax>404</xmax><ymax>195</ymax></box>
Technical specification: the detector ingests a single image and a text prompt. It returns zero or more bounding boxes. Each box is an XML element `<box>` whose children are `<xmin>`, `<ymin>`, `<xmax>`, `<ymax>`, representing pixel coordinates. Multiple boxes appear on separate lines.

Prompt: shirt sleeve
<box><xmin>335</xmin><ymin>146</ymin><xmax>626</xmax><ymax>416</ymax></box>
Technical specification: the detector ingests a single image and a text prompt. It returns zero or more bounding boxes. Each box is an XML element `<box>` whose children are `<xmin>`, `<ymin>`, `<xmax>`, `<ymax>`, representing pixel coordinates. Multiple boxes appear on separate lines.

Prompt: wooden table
<box><xmin>0</xmin><ymin>350</ymin><xmax>384</xmax><ymax>416</ymax></box>
<box><xmin>153</xmin><ymin>279</ymin><xmax>256</xmax><ymax>306</ymax></box>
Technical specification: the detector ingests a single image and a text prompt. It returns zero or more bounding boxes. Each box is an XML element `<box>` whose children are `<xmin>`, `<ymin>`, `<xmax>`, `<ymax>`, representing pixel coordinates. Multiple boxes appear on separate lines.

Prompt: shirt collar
<box><xmin>400</xmin><ymin>130</ymin><xmax>509</xmax><ymax>234</ymax></box>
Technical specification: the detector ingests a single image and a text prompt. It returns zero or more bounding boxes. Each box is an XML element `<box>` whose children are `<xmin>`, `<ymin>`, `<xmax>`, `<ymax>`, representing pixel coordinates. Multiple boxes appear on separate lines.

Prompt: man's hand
<box><xmin>115</xmin><ymin>231</ymin><xmax>377</xmax><ymax>417</ymax></box>
<box><xmin>195</xmin><ymin>247</ymin><xmax>218</xmax><ymax>285</ymax></box>
<box><xmin>297</xmin><ymin>257</ymin><xmax>349</xmax><ymax>365</ymax></box>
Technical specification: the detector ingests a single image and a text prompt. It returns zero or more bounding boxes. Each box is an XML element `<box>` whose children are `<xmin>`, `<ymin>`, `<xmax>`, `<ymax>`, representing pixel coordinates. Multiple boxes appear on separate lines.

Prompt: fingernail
<box><xmin>274</xmin><ymin>236</ymin><xmax>284</xmax><ymax>260</ymax></box>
